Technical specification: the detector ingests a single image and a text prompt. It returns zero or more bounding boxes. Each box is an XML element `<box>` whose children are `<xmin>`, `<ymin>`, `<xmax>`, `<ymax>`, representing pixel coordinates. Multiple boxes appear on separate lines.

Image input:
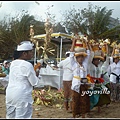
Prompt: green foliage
<box><xmin>0</xmin><ymin>10</ymin><xmax>45</xmax><ymax>60</ymax></box>
<box><xmin>0</xmin><ymin>3</ymin><xmax>120</xmax><ymax>60</ymax></box>
<box><xmin>62</xmin><ymin>2</ymin><xmax>120</xmax><ymax>41</ymax></box>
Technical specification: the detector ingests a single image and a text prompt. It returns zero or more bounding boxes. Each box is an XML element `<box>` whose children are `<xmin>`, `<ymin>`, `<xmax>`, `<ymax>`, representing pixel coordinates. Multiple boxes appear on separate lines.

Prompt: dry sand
<box><xmin>0</xmin><ymin>89</ymin><xmax>120</xmax><ymax>119</ymax></box>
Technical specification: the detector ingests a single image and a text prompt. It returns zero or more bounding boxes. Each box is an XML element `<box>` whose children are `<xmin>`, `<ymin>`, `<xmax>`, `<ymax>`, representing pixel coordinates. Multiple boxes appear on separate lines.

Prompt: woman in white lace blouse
<box><xmin>70</xmin><ymin>38</ymin><xmax>92</xmax><ymax>118</ymax></box>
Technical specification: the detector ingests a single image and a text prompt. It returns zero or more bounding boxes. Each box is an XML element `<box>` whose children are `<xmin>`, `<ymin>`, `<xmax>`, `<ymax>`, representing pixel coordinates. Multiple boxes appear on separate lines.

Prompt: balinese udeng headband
<box><xmin>17</xmin><ymin>41</ymin><xmax>34</xmax><ymax>51</ymax></box>
<box><xmin>66</xmin><ymin>51</ymin><xmax>70</xmax><ymax>55</ymax></box>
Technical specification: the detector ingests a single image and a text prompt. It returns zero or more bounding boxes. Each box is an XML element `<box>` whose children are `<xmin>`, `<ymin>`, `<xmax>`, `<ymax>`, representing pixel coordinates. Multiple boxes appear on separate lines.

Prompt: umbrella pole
<box><xmin>57</xmin><ymin>45</ymin><xmax>59</xmax><ymax>64</ymax></box>
<box><xmin>60</xmin><ymin>37</ymin><xmax>63</xmax><ymax>62</ymax></box>
<box><xmin>34</xmin><ymin>48</ymin><xmax>36</xmax><ymax>66</ymax></box>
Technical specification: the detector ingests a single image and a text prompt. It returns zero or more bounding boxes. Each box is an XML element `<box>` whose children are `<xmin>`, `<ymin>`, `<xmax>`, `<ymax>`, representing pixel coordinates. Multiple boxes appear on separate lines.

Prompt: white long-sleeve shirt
<box><xmin>89</xmin><ymin>64</ymin><xmax>102</xmax><ymax>78</ymax></box>
<box><xmin>107</xmin><ymin>60</ymin><xmax>120</xmax><ymax>83</ymax></box>
<box><xmin>88</xmin><ymin>54</ymin><xmax>113</xmax><ymax>79</ymax></box>
<box><xmin>6</xmin><ymin>59</ymin><xmax>39</xmax><ymax>107</ymax></box>
<box><xmin>101</xmin><ymin>56</ymin><xmax>112</xmax><ymax>85</ymax></box>
<box><xmin>70</xmin><ymin>50</ymin><xmax>90</xmax><ymax>93</ymax></box>
<box><xmin>88</xmin><ymin>51</ymin><xmax>102</xmax><ymax>78</ymax></box>
<box><xmin>58</xmin><ymin>57</ymin><xmax>73</xmax><ymax>81</ymax></box>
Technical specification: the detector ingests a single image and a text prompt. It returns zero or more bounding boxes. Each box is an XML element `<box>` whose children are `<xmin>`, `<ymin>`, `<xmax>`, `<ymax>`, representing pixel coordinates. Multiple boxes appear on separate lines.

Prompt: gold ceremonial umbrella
<box><xmin>33</xmin><ymin>32</ymin><xmax>72</xmax><ymax>62</ymax></box>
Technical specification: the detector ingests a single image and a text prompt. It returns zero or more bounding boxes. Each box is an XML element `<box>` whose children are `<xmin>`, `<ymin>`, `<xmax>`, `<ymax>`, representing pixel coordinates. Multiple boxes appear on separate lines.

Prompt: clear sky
<box><xmin>0</xmin><ymin>1</ymin><xmax>120</xmax><ymax>23</ymax></box>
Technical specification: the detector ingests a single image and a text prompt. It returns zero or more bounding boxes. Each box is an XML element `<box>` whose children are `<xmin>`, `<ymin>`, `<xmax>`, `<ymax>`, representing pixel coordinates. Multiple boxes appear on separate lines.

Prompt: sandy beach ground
<box><xmin>0</xmin><ymin>88</ymin><xmax>120</xmax><ymax>119</ymax></box>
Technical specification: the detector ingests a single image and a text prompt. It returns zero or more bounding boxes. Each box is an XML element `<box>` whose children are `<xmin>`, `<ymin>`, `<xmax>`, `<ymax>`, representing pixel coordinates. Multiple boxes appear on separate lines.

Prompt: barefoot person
<box><xmin>6</xmin><ymin>41</ymin><xmax>40</xmax><ymax>118</ymax></box>
<box><xmin>58</xmin><ymin>51</ymin><xmax>73</xmax><ymax>113</ymax></box>
<box><xmin>88</xmin><ymin>42</ymin><xmax>111</xmax><ymax>113</ymax></box>
<box><xmin>70</xmin><ymin>35</ymin><xmax>92</xmax><ymax>118</ymax></box>
<box><xmin>107</xmin><ymin>47</ymin><xmax>120</xmax><ymax>102</ymax></box>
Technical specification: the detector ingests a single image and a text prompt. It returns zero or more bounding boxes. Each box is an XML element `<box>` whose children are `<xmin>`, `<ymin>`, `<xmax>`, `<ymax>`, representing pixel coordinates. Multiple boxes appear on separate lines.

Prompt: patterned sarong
<box><xmin>72</xmin><ymin>84</ymin><xmax>90</xmax><ymax>117</ymax></box>
<box><xmin>63</xmin><ymin>81</ymin><xmax>72</xmax><ymax>101</ymax></box>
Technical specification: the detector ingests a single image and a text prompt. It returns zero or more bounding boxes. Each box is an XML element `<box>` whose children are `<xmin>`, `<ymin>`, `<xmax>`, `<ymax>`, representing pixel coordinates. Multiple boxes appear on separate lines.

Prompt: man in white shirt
<box><xmin>58</xmin><ymin>51</ymin><xmax>73</xmax><ymax>113</ymax></box>
<box><xmin>107</xmin><ymin>47</ymin><xmax>120</xmax><ymax>102</ymax></box>
<box><xmin>6</xmin><ymin>41</ymin><xmax>40</xmax><ymax>118</ymax></box>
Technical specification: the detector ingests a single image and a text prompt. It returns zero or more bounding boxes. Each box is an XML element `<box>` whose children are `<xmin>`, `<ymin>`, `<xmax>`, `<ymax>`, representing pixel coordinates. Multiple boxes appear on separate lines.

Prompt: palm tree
<box><xmin>62</xmin><ymin>2</ymin><xmax>120</xmax><ymax>41</ymax></box>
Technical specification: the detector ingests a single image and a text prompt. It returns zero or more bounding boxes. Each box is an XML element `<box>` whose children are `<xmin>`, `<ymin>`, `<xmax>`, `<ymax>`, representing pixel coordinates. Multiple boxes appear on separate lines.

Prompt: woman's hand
<box><xmin>85</xmin><ymin>40</ymin><xmax>92</xmax><ymax>51</ymax></box>
<box><xmin>70</xmin><ymin>38</ymin><xmax>77</xmax><ymax>52</ymax></box>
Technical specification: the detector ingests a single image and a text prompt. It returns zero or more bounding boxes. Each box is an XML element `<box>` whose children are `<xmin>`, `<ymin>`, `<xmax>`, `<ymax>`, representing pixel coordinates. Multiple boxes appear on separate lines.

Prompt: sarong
<box><xmin>72</xmin><ymin>84</ymin><xmax>90</xmax><ymax>117</ymax></box>
<box><xmin>63</xmin><ymin>81</ymin><xmax>72</xmax><ymax>101</ymax></box>
<box><xmin>110</xmin><ymin>82</ymin><xmax>120</xmax><ymax>101</ymax></box>
<box><xmin>90</xmin><ymin>92</ymin><xmax>100</xmax><ymax>110</ymax></box>
<box><xmin>96</xmin><ymin>83</ymin><xmax>111</xmax><ymax>106</ymax></box>
<box><xmin>90</xmin><ymin>83</ymin><xmax>111</xmax><ymax>109</ymax></box>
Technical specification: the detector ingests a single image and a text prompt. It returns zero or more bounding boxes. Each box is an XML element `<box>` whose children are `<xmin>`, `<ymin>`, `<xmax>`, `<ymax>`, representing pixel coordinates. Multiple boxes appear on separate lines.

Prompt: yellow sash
<box><xmin>73</xmin><ymin>76</ymin><xmax>81</xmax><ymax>80</ymax></box>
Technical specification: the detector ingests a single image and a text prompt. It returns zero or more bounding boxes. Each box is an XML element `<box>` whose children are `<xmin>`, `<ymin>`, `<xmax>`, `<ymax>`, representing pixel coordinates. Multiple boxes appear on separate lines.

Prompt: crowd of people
<box><xmin>0</xmin><ymin>37</ymin><xmax>120</xmax><ymax>119</ymax></box>
<box><xmin>57</xmin><ymin>36</ymin><xmax>120</xmax><ymax>118</ymax></box>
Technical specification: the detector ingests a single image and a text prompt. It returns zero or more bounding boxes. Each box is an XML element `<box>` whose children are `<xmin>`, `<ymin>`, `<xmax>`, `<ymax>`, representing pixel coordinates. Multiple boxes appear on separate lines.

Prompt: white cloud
<box><xmin>0</xmin><ymin>1</ymin><xmax>120</xmax><ymax>23</ymax></box>
<box><xmin>0</xmin><ymin>1</ymin><xmax>34</xmax><ymax>20</ymax></box>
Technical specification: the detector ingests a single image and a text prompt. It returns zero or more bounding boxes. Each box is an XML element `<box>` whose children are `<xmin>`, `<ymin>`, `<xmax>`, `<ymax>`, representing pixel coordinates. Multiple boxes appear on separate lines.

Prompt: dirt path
<box><xmin>0</xmin><ymin>92</ymin><xmax>120</xmax><ymax>118</ymax></box>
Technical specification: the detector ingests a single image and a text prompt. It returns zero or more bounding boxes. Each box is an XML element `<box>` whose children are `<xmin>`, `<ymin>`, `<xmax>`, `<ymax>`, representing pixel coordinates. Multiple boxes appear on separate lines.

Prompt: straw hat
<box><xmin>93</xmin><ymin>50</ymin><xmax>104</xmax><ymax>60</ymax></box>
<box><xmin>74</xmin><ymin>37</ymin><xmax>87</xmax><ymax>57</ymax></box>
